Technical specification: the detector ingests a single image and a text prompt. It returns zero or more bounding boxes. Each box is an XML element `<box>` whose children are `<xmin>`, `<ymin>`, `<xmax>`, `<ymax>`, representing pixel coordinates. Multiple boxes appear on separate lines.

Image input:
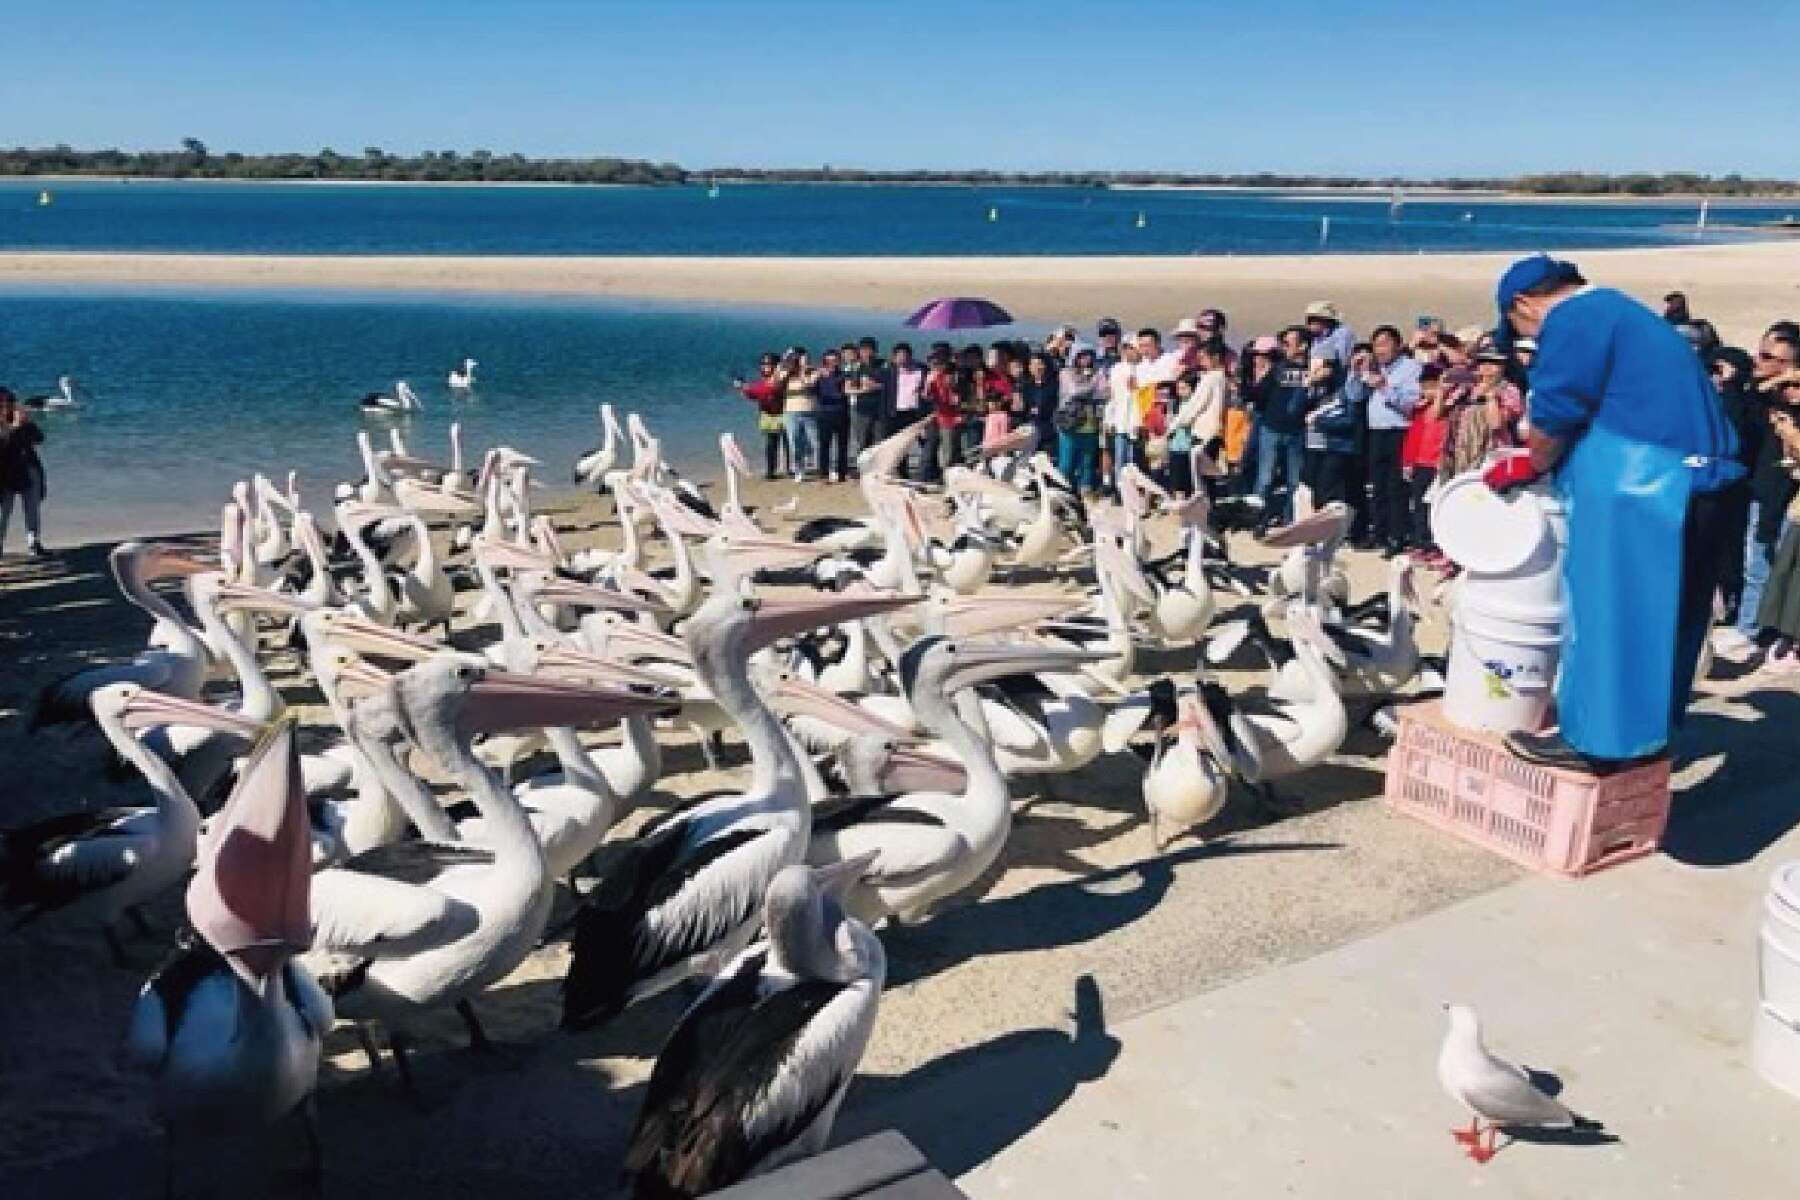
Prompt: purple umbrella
<box><xmin>903</xmin><ymin>297</ymin><xmax>1014</xmax><ymax>331</ymax></box>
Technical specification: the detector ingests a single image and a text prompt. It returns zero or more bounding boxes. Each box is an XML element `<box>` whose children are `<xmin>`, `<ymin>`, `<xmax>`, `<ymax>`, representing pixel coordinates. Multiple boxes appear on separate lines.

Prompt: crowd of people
<box><xmin>734</xmin><ymin>291</ymin><xmax>1800</xmax><ymax>675</ymax></box>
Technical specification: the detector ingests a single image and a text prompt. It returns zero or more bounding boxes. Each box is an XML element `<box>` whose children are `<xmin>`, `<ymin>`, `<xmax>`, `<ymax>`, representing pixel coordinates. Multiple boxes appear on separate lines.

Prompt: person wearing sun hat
<box><xmin>1483</xmin><ymin>253</ymin><xmax>1742</xmax><ymax>770</ymax></box>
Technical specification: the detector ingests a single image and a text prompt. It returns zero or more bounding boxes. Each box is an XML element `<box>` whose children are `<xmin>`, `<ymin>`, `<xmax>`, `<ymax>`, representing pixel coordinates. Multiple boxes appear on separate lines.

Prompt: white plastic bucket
<box><xmin>1433</xmin><ymin>473</ymin><xmax>1568</xmax><ymax>608</ymax></box>
<box><xmin>1755</xmin><ymin>862</ymin><xmax>1800</xmax><ymax>1098</ymax></box>
<box><xmin>1442</xmin><ymin>593</ymin><xmax>1563</xmax><ymax>734</ymax></box>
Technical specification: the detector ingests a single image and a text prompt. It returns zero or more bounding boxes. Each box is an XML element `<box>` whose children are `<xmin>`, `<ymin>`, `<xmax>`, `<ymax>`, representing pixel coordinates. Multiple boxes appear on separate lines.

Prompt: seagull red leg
<box><xmin>1469</xmin><ymin>1124</ymin><xmax>1499</xmax><ymax>1164</ymax></box>
<box><xmin>1451</xmin><ymin>1117</ymin><xmax>1481</xmax><ymax>1146</ymax></box>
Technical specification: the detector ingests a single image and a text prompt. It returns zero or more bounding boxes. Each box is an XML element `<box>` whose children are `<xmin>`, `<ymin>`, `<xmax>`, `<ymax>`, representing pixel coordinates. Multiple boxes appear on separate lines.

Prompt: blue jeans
<box><xmin>785</xmin><ymin>411</ymin><xmax>818</xmax><ymax>476</ymax></box>
<box><xmin>1255</xmin><ymin>428</ymin><xmax>1306</xmax><ymax>522</ymax></box>
<box><xmin>1737</xmin><ymin>500</ymin><xmax>1774</xmax><ymax>637</ymax></box>
<box><xmin>1057</xmin><ymin>430</ymin><xmax>1099</xmax><ymax>493</ymax></box>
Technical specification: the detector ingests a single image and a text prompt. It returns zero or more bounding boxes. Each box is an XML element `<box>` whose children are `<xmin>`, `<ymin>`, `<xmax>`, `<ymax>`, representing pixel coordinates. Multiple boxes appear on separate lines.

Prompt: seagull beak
<box><xmin>768</xmin><ymin>673</ymin><xmax>920</xmax><ymax>741</ymax></box>
<box><xmin>456</xmin><ymin>671</ymin><xmax>679</xmax><ymax>737</ymax></box>
<box><xmin>186</xmin><ymin>717</ymin><xmax>313</xmax><ymax>985</ymax></box>
<box><xmin>744</xmin><ymin>590</ymin><xmax>920</xmax><ymax>653</ymax></box>
<box><xmin>118</xmin><ymin>687</ymin><xmax>265</xmax><ymax>739</ymax></box>
<box><xmin>932</xmin><ymin>592</ymin><xmax>1086</xmax><ymax>638</ymax></box>
<box><xmin>941</xmin><ymin>642</ymin><xmax>1112</xmax><ymax>693</ymax></box>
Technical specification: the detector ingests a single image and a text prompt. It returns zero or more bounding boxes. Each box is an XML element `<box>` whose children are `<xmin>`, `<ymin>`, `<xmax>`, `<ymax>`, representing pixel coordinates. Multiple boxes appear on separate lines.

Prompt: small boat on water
<box><xmin>37</xmin><ymin>190</ymin><xmax>53</xmax><ymax>207</ymax></box>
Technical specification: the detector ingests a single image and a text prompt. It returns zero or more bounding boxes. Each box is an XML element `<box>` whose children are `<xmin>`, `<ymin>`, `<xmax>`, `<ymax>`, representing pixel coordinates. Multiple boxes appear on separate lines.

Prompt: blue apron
<box><xmin>1555</xmin><ymin>423</ymin><xmax>1700</xmax><ymax>760</ymax></box>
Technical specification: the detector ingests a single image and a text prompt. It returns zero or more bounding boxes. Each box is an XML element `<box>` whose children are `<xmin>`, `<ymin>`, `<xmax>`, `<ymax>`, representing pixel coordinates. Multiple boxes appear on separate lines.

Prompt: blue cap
<box><xmin>1494</xmin><ymin>254</ymin><xmax>1583</xmax><ymax>351</ymax></box>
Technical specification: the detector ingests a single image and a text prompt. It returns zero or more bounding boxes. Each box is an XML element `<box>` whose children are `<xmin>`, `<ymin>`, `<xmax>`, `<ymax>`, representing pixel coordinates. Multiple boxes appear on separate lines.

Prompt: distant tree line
<box><xmin>0</xmin><ymin>141</ymin><xmax>685</xmax><ymax>184</ymax></box>
<box><xmin>3</xmin><ymin>143</ymin><xmax>1796</xmax><ymax>195</ymax></box>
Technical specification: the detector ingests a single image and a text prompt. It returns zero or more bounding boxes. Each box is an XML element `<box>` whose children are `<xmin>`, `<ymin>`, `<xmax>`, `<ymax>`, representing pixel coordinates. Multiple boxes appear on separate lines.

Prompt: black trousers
<box><xmin>816</xmin><ymin>411</ymin><xmax>850</xmax><ymax>479</ymax></box>
<box><xmin>1408</xmin><ymin>466</ymin><xmax>1438</xmax><ymax>548</ymax></box>
<box><xmin>762</xmin><ymin>426</ymin><xmax>788</xmax><ymax>478</ymax></box>
<box><xmin>1712</xmin><ymin>482</ymin><xmax>1752</xmax><ymax>623</ymax></box>
<box><xmin>851</xmin><ymin>412</ymin><xmax>884</xmax><ymax>467</ymax></box>
<box><xmin>1302</xmin><ymin>449</ymin><xmax>1354</xmax><ymax>508</ymax></box>
<box><xmin>1367</xmin><ymin>429</ymin><xmax>1409</xmax><ymax>546</ymax></box>
<box><xmin>1674</xmin><ymin>487</ymin><xmax>1736</xmax><ymax>728</ymax></box>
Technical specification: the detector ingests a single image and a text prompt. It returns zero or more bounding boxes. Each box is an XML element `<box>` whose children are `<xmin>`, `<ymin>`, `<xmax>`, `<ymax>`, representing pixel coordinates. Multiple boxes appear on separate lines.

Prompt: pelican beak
<box><xmin>582</xmin><ymin>616</ymin><xmax>691</xmax><ymax>664</ymax></box>
<box><xmin>1173</xmin><ymin>492</ymin><xmax>1211</xmax><ymax>528</ymax></box>
<box><xmin>873</xmin><ymin>744</ymin><xmax>967</xmax><ymax>793</ymax></box>
<box><xmin>403</xmin><ymin>485</ymin><xmax>480</xmax><ymax>517</ymax></box>
<box><xmin>932</xmin><ymin>592</ymin><xmax>1086</xmax><ymax>638</ymax></box>
<box><xmin>186</xmin><ymin>718</ymin><xmax>313</xmax><ymax>985</ymax></box>
<box><xmin>941</xmin><ymin>642</ymin><xmax>1112</xmax><ymax>692</ymax></box>
<box><xmin>1259</xmin><ymin>503</ymin><xmax>1352</xmax><ymax>548</ymax></box>
<box><xmin>810</xmin><ymin>850</ymin><xmax>882</xmax><ymax>900</ymax></box>
<box><xmin>475</xmin><ymin>537</ymin><xmax>556</xmax><ymax>574</ymax></box>
<box><xmin>977</xmin><ymin>426</ymin><xmax>1037</xmax><ymax>461</ymax></box>
<box><xmin>331</xmin><ymin>652</ymin><xmax>393</xmax><ymax>704</ymax></box>
<box><xmin>528</xmin><ymin>575</ymin><xmax>670</xmax><ymax>617</ymax></box>
<box><xmin>743</xmin><ymin>590</ymin><xmax>920</xmax><ymax>653</ymax></box>
<box><xmin>213</xmin><ymin>579</ymin><xmax>311</xmax><ymax>616</ymax></box>
<box><xmin>531</xmin><ymin>641</ymin><xmax>686</xmax><ymax>693</ymax></box>
<box><xmin>944</xmin><ymin>467</ymin><xmax>1018</xmax><ymax>501</ymax></box>
<box><xmin>1177</xmin><ymin>692</ymin><xmax>1232</xmax><ymax>764</ymax></box>
<box><xmin>710</xmin><ymin>533</ymin><xmax>829</xmax><ymax>576</ymax></box>
<box><xmin>1096</xmin><ymin>535</ymin><xmax>1156</xmax><ymax>607</ymax></box>
<box><xmin>118</xmin><ymin>687</ymin><xmax>265</xmax><ymax>739</ymax></box>
<box><xmin>768</xmin><ymin>673</ymin><xmax>920</xmax><ymax>741</ymax></box>
<box><xmin>1289</xmin><ymin>610</ymin><xmax>1347</xmax><ymax>668</ymax></box>
<box><xmin>322</xmin><ymin>614</ymin><xmax>443</xmax><ymax>663</ymax></box>
<box><xmin>648</xmin><ymin>495</ymin><xmax>720</xmax><ymax>538</ymax></box>
<box><xmin>341</xmin><ymin>501</ymin><xmax>410</xmax><ymax>528</ymax></box>
<box><xmin>859</xmin><ymin>418</ymin><xmax>927</xmax><ymax>479</ymax></box>
<box><xmin>457</xmin><ymin>671</ymin><xmax>678</xmax><ymax>737</ymax></box>
<box><xmin>1399</xmin><ymin>561</ymin><xmax>1423</xmax><ymax>611</ymax></box>
<box><xmin>143</xmin><ymin>545</ymin><xmax>217</xmax><ymax>581</ymax></box>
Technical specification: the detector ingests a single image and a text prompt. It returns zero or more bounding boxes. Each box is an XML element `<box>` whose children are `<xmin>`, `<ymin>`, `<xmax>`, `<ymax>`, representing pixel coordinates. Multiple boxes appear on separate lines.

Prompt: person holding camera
<box><xmin>0</xmin><ymin>387</ymin><xmax>48</xmax><ymax>557</ymax></box>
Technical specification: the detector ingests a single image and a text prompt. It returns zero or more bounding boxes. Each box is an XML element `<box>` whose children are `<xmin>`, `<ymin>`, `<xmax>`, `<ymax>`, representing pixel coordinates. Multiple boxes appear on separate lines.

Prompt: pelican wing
<box><xmin>125</xmin><ymin>932</ymin><xmax>227</xmax><ymax>1070</ymax></box>
<box><xmin>625</xmin><ymin>947</ymin><xmax>850</xmax><ymax>1196</ymax></box>
<box><xmin>310</xmin><ymin>842</ymin><xmax>490</xmax><ymax>956</ymax></box>
<box><xmin>810</xmin><ymin>796</ymin><xmax>963</xmax><ymax>889</ymax></box>
<box><xmin>3</xmin><ymin>807</ymin><xmax>158</xmax><ymax>914</ymax></box>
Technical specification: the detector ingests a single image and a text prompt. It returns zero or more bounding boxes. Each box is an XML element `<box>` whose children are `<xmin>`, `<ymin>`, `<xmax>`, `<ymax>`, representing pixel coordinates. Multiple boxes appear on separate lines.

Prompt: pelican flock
<box><xmin>8</xmin><ymin>405</ymin><xmax>1441</xmax><ymax>1195</ymax></box>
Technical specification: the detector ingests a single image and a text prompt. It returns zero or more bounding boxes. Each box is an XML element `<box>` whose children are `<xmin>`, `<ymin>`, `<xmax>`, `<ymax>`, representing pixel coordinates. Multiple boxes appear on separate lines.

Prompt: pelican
<box><xmin>126</xmin><ymin>718</ymin><xmax>331</xmax><ymax>1192</ymax></box>
<box><xmin>307</xmin><ymin>657</ymin><xmax>657</xmax><ymax>1076</ymax></box>
<box><xmin>624</xmin><ymin>857</ymin><xmax>885</xmax><ymax>1198</ymax></box>
<box><xmin>1141</xmin><ymin>491</ymin><xmax>1217</xmax><ymax>645</ymax></box>
<box><xmin>3</xmin><ymin>686</ymin><xmax>261</xmax><ymax>961</ymax></box>
<box><xmin>1202</xmin><ymin>609</ymin><xmax>1349</xmax><ymax>809</ymax></box>
<box><xmin>805</xmin><ymin>636</ymin><xmax>1107</xmax><ymax>927</ymax></box>
<box><xmin>574</xmin><ymin>404</ymin><xmax>625</xmax><ymax>489</ymax></box>
<box><xmin>22</xmin><ymin>375</ymin><xmax>78</xmax><ymax>410</ymax></box>
<box><xmin>359</xmin><ymin>380</ymin><xmax>424</xmax><ymax>415</ymax></box>
<box><xmin>560</xmin><ymin>585</ymin><xmax>917</xmax><ymax>1030</ymax></box>
<box><xmin>1110</xmin><ymin>683</ymin><xmax>1233</xmax><ymax>849</ymax></box>
<box><xmin>447</xmin><ymin>357</ymin><xmax>478</xmax><ymax>393</ymax></box>
<box><xmin>32</xmin><ymin>543</ymin><xmax>214</xmax><ymax>730</ymax></box>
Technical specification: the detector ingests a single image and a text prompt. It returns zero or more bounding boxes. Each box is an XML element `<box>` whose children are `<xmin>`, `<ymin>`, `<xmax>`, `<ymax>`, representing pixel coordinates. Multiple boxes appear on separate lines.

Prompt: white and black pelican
<box><xmin>127</xmin><ymin>717</ymin><xmax>331</xmax><ymax>1192</ymax></box>
<box><xmin>22</xmin><ymin>375</ymin><xmax>78</xmax><ymax>410</ymax></box>
<box><xmin>624</xmin><ymin>857</ymin><xmax>885</xmax><ymax>1198</ymax></box>
<box><xmin>560</xmin><ymin>584</ymin><xmax>917</xmax><ymax>1030</ymax></box>
<box><xmin>359</xmin><ymin>380</ymin><xmax>424</xmax><ymax>416</ymax></box>
<box><xmin>32</xmin><ymin>542</ymin><xmax>215</xmax><ymax>730</ymax></box>
<box><xmin>447</xmin><ymin>357</ymin><xmax>478</xmax><ymax>393</ymax></box>
<box><xmin>573</xmin><ymin>403</ymin><xmax>624</xmax><ymax>488</ymax></box>
<box><xmin>3</xmin><ymin>685</ymin><xmax>261</xmax><ymax>961</ymax></box>
<box><xmin>805</xmin><ymin>636</ymin><xmax>1106</xmax><ymax>927</ymax></box>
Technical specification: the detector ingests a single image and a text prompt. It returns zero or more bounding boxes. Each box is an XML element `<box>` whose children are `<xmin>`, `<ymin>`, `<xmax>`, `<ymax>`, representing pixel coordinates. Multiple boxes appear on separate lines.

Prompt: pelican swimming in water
<box><xmin>624</xmin><ymin>856</ymin><xmax>885</xmax><ymax>1199</ymax></box>
<box><xmin>126</xmin><ymin>717</ymin><xmax>332</xmax><ymax>1193</ymax></box>
<box><xmin>359</xmin><ymin>380</ymin><xmax>424</xmax><ymax>416</ymax></box>
<box><xmin>22</xmin><ymin>375</ymin><xmax>78</xmax><ymax>410</ymax></box>
<box><xmin>447</xmin><ymin>357</ymin><xmax>478</xmax><ymax>393</ymax></box>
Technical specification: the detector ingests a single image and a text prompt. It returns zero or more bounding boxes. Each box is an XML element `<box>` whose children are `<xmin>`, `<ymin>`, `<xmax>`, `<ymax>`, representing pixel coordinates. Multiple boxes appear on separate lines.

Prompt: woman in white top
<box><xmin>1167</xmin><ymin>343</ymin><xmax>1231</xmax><ymax>497</ymax></box>
<box><xmin>1104</xmin><ymin>343</ymin><xmax>1143</xmax><ymax>492</ymax></box>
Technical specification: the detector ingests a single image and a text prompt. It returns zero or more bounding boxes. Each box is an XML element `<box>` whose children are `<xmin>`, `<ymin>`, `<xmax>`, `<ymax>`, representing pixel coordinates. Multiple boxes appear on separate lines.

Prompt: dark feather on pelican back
<box><xmin>143</xmin><ymin>928</ymin><xmax>230</xmax><ymax>1046</ymax></box>
<box><xmin>896</xmin><ymin>636</ymin><xmax>945</xmax><ymax>703</ymax></box>
<box><xmin>30</xmin><ymin>674</ymin><xmax>99</xmax><ymax>731</ymax></box>
<box><xmin>561</xmin><ymin>824</ymin><xmax>763</xmax><ymax>1030</ymax></box>
<box><xmin>812</xmin><ymin>791</ymin><xmax>948</xmax><ymax>836</ymax></box>
<box><xmin>792</xmin><ymin>515</ymin><xmax>863</xmax><ymax>543</ymax></box>
<box><xmin>675</xmin><ymin>487</ymin><xmax>719</xmax><ymax>522</ymax></box>
<box><xmin>1245</xmin><ymin>609</ymin><xmax>1294</xmax><ymax>668</ymax></box>
<box><xmin>1</xmin><ymin>806</ymin><xmax>144</xmax><ymax>919</ymax></box>
<box><xmin>625</xmin><ymin>948</ymin><xmax>850</xmax><ymax>1199</ymax></box>
<box><xmin>1199</xmin><ymin>681</ymin><xmax>1236</xmax><ymax>726</ymax></box>
<box><xmin>340</xmin><ymin>839</ymin><xmax>495</xmax><ymax>885</ymax></box>
<box><xmin>1338</xmin><ymin>591</ymin><xmax>1392</xmax><ymax>628</ymax></box>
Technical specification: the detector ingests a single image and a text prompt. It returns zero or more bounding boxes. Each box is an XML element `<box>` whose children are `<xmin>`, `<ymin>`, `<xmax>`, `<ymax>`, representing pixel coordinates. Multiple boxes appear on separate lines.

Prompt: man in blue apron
<box><xmin>1483</xmin><ymin>255</ymin><xmax>1742</xmax><ymax>770</ymax></box>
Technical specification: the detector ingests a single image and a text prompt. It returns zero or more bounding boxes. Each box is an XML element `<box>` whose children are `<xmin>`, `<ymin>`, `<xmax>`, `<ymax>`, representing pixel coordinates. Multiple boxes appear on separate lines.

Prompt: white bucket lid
<box><xmin>1431</xmin><ymin>470</ymin><xmax>1551</xmax><ymax>575</ymax></box>
<box><xmin>1772</xmin><ymin>862</ymin><xmax>1800</xmax><ymax>917</ymax></box>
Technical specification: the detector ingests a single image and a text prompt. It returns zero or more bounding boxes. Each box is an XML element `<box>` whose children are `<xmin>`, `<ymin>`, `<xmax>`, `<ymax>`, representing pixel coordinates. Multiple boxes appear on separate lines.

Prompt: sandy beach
<box><xmin>4</xmin><ymin>240</ymin><xmax>1798</xmax><ymax>345</ymax></box>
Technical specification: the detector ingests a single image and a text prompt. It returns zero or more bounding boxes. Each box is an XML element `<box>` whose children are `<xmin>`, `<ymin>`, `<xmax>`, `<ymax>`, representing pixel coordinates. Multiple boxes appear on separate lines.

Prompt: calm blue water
<box><xmin>0</xmin><ymin>288</ymin><xmax>946</xmax><ymax>543</ymax></box>
<box><xmin>0</xmin><ymin>180</ymin><xmax>1779</xmax><ymax>256</ymax></box>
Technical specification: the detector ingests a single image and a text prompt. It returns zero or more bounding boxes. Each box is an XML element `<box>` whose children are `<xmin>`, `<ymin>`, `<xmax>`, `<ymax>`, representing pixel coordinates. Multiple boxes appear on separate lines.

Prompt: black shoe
<box><xmin>28</xmin><ymin>541</ymin><xmax>47</xmax><ymax>558</ymax></box>
<box><xmin>1503</xmin><ymin>730</ymin><xmax>1652</xmax><ymax>776</ymax></box>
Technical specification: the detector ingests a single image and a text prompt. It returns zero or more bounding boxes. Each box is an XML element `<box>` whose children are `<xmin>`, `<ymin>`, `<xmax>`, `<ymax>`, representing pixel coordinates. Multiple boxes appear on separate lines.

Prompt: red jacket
<box><xmin>1403</xmin><ymin>402</ymin><xmax>1448</xmax><ymax>469</ymax></box>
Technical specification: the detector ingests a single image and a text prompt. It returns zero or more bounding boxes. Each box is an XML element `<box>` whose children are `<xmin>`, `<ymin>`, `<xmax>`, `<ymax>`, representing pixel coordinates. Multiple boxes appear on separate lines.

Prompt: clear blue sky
<box><xmin>5</xmin><ymin>0</ymin><xmax>1796</xmax><ymax>177</ymax></box>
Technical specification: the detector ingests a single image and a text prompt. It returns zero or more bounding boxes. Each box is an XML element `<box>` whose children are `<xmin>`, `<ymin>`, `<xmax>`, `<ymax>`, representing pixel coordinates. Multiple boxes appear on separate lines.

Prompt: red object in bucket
<box><xmin>1384</xmin><ymin>701</ymin><xmax>1671</xmax><ymax>878</ymax></box>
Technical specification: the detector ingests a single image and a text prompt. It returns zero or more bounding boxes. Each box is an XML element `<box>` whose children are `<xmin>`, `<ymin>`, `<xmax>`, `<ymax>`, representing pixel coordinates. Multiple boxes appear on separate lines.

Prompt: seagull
<box><xmin>1437</xmin><ymin>1004</ymin><xmax>1601</xmax><ymax>1163</ymax></box>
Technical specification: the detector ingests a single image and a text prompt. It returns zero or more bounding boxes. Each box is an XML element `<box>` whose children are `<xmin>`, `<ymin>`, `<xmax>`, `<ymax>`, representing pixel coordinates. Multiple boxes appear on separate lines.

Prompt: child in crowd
<box><xmin>981</xmin><ymin>394</ymin><xmax>1013</xmax><ymax>451</ymax></box>
<box><xmin>1403</xmin><ymin>364</ymin><xmax>1448</xmax><ymax>563</ymax></box>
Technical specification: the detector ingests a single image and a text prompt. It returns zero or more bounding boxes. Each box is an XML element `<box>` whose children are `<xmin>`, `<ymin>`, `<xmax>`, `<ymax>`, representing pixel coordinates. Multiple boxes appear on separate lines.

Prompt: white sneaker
<box><xmin>1711</xmin><ymin>627</ymin><xmax>1758</xmax><ymax>660</ymax></box>
<box><xmin>829</xmin><ymin>473</ymin><xmax>842</xmax><ymax>484</ymax></box>
<box><xmin>793</xmin><ymin>472</ymin><xmax>805</xmax><ymax>484</ymax></box>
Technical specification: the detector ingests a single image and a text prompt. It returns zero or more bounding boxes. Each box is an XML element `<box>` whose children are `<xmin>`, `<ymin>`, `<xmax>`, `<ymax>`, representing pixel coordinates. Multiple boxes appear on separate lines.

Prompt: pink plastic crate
<box><xmin>1383</xmin><ymin>701</ymin><xmax>1672</xmax><ymax>878</ymax></box>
